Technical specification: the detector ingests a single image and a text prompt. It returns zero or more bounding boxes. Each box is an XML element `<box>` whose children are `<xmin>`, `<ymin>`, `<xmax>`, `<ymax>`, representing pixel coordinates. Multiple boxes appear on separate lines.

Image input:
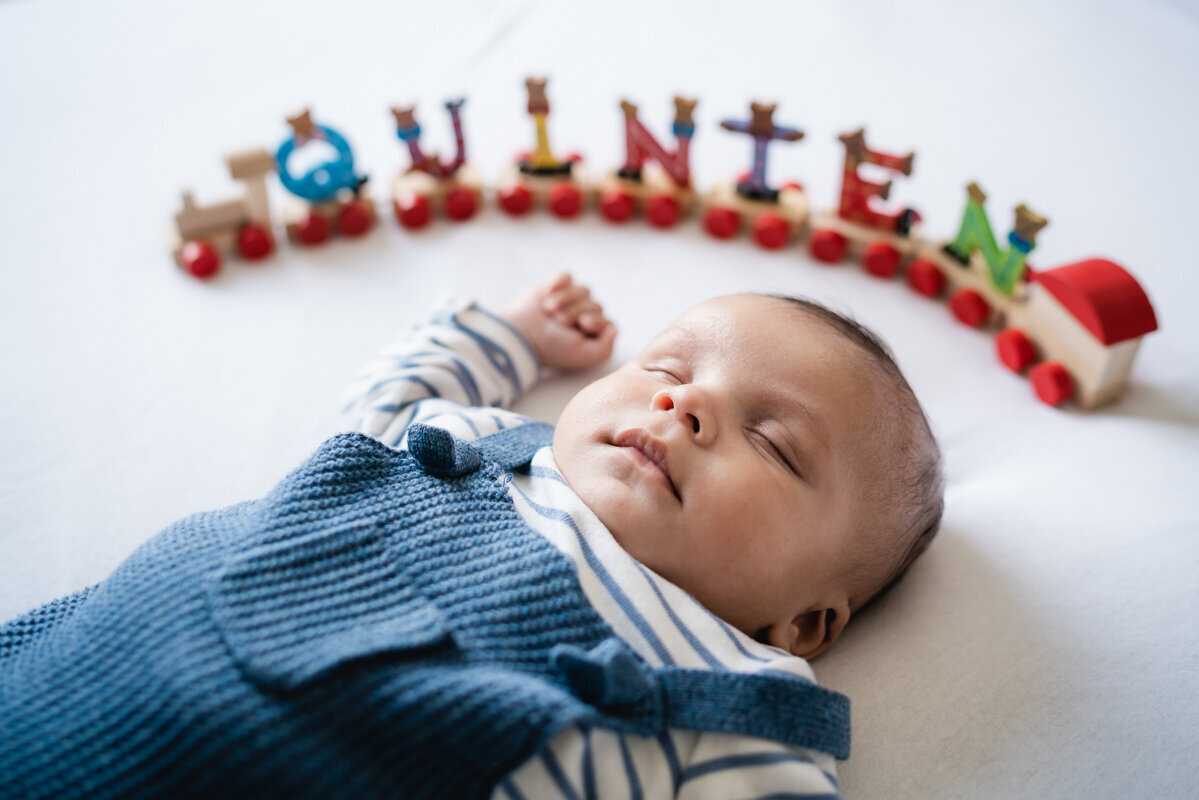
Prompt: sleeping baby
<box><xmin>0</xmin><ymin>274</ymin><xmax>943</xmax><ymax>800</ymax></box>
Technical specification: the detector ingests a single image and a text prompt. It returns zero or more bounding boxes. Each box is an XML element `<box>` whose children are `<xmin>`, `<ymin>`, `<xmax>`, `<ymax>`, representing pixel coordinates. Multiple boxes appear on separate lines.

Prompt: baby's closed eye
<box><xmin>747</xmin><ymin>427</ymin><xmax>800</xmax><ymax>476</ymax></box>
<box><xmin>644</xmin><ymin>361</ymin><xmax>687</xmax><ymax>383</ymax></box>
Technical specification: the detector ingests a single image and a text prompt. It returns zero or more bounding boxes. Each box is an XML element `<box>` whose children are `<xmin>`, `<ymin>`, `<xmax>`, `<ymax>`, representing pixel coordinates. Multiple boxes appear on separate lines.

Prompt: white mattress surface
<box><xmin>1</xmin><ymin>1</ymin><xmax>1196</xmax><ymax>797</ymax></box>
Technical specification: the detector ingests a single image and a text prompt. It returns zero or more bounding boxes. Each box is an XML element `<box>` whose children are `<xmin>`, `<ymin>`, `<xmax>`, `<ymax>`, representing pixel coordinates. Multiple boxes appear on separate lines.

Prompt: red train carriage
<box><xmin>1002</xmin><ymin>259</ymin><xmax>1158</xmax><ymax>409</ymax></box>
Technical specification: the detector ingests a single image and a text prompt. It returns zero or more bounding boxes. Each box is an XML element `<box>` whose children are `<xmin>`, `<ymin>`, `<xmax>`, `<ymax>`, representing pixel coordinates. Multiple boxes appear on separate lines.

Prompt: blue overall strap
<box><xmin>470</xmin><ymin>421</ymin><xmax>554</xmax><ymax>469</ymax></box>
<box><xmin>553</xmin><ymin>638</ymin><xmax>851</xmax><ymax>760</ymax></box>
<box><xmin>407</xmin><ymin>421</ymin><xmax>553</xmax><ymax>476</ymax></box>
<box><xmin>660</xmin><ymin>667</ymin><xmax>851</xmax><ymax>759</ymax></box>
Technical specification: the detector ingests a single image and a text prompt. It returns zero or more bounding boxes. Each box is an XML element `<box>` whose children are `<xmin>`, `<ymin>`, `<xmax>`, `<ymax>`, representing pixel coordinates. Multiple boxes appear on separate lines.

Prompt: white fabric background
<box><xmin>1</xmin><ymin>1</ymin><xmax>1196</xmax><ymax>797</ymax></box>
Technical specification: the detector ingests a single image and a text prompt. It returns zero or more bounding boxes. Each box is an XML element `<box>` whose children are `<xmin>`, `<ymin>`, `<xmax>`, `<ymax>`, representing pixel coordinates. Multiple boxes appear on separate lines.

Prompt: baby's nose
<box><xmin>651</xmin><ymin>389</ymin><xmax>703</xmax><ymax>436</ymax></box>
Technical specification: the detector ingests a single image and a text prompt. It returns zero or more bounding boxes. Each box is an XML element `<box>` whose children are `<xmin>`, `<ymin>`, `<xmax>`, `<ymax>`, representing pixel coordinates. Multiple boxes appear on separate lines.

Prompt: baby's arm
<box><xmin>342</xmin><ymin>274</ymin><xmax>615</xmax><ymax>447</ymax></box>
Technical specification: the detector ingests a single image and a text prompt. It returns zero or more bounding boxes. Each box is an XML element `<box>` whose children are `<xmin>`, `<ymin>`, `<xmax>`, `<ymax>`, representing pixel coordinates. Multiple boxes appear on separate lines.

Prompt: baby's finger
<box><xmin>542</xmin><ymin>272</ymin><xmax>573</xmax><ymax>294</ymax></box>
<box><xmin>573</xmin><ymin>321</ymin><xmax>618</xmax><ymax>364</ymax></box>
<box><xmin>553</xmin><ymin>294</ymin><xmax>602</xmax><ymax>325</ymax></box>
<box><xmin>576</xmin><ymin>307</ymin><xmax>610</xmax><ymax>335</ymax></box>
<box><xmin>543</xmin><ymin>283</ymin><xmax>591</xmax><ymax>313</ymax></box>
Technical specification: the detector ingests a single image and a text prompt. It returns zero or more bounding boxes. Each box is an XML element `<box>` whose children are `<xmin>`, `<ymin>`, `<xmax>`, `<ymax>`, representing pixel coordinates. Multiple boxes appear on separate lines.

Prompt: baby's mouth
<box><xmin>614</xmin><ymin>429</ymin><xmax>680</xmax><ymax>501</ymax></box>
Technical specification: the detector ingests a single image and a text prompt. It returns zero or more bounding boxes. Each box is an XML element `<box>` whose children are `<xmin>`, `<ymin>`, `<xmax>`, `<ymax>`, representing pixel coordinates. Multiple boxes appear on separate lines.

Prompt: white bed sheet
<box><xmin>1</xmin><ymin>1</ymin><xmax>1196</xmax><ymax>797</ymax></box>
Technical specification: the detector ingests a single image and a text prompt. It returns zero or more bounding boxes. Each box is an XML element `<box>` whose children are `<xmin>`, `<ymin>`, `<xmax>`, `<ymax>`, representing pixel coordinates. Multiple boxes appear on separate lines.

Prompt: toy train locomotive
<box><xmin>170</xmin><ymin>78</ymin><xmax>1158</xmax><ymax>411</ymax></box>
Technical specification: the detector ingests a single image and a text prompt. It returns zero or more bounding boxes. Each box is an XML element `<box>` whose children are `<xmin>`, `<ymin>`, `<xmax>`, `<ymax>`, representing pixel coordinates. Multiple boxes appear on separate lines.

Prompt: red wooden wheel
<box><xmin>549</xmin><ymin>183</ymin><xmax>584</xmax><ymax>218</ymax></box>
<box><xmin>444</xmin><ymin>188</ymin><xmax>477</xmax><ymax>221</ymax></box>
<box><xmin>645</xmin><ymin>195</ymin><xmax>679</xmax><ymax>228</ymax></box>
<box><xmin>237</xmin><ymin>223</ymin><xmax>273</xmax><ymax>260</ymax></box>
<box><xmin>1030</xmin><ymin>361</ymin><xmax>1074</xmax><ymax>406</ymax></box>
<box><xmin>180</xmin><ymin>240</ymin><xmax>220</xmax><ymax>279</ymax></box>
<box><xmin>808</xmin><ymin>229</ymin><xmax>847</xmax><ymax>263</ymax></box>
<box><xmin>996</xmin><ymin>328</ymin><xmax>1036</xmax><ymax>372</ymax></box>
<box><xmin>338</xmin><ymin>201</ymin><xmax>372</xmax><ymax>237</ymax></box>
<box><xmin>599</xmin><ymin>189</ymin><xmax>634</xmax><ymax>223</ymax></box>
<box><xmin>752</xmin><ymin>213</ymin><xmax>789</xmax><ymax>250</ymax></box>
<box><xmin>703</xmin><ymin>206</ymin><xmax>739</xmax><ymax>239</ymax></box>
<box><xmin>862</xmin><ymin>241</ymin><xmax>901</xmax><ymax>278</ymax></box>
<box><xmin>395</xmin><ymin>195</ymin><xmax>432</xmax><ymax>229</ymax></box>
<box><xmin>906</xmin><ymin>258</ymin><xmax>945</xmax><ymax>297</ymax></box>
<box><xmin>296</xmin><ymin>212</ymin><xmax>330</xmax><ymax>246</ymax></box>
<box><xmin>949</xmin><ymin>288</ymin><xmax>989</xmax><ymax>328</ymax></box>
<box><xmin>498</xmin><ymin>184</ymin><xmax>533</xmax><ymax>216</ymax></box>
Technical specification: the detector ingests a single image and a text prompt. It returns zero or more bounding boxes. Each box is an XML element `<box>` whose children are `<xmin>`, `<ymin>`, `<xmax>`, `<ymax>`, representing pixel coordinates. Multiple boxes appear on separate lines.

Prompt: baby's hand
<box><xmin>503</xmin><ymin>273</ymin><xmax>617</xmax><ymax>371</ymax></box>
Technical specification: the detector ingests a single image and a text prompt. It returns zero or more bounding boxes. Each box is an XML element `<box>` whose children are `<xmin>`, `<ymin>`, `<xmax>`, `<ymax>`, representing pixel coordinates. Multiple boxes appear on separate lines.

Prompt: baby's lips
<box><xmin>614</xmin><ymin>429</ymin><xmax>679</xmax><ymax>500</ymax></box>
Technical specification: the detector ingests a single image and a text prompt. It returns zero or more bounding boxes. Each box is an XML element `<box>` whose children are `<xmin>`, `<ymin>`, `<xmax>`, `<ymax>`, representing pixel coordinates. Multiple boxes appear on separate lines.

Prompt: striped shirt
<box><xmin>341</xmin><ymin>299</ymin><xmax>843</xmax><ymax>800</ymax></box>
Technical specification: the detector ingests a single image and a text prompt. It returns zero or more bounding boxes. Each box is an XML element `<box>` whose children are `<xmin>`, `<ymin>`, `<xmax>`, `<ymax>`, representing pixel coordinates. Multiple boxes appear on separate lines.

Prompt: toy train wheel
<box><xmin>996</xmin><ymin>328</ymin><xmax>1036</xmax><ymax>372</ymax></box>
<box><xmin>949</xmin><ymin>288</ymin><xmax>989</xmax><ymax>327</ymax></box>
<box><xmin>1030</xmin><ymin>361</ymin><xmax>1074</xmax><ymax>406</ymax></box>
<box><xmin>498</xmin><ymin>184</ymin><xmax>533</xmax><ymax>216</ymax></box>
<box><xmin>395</xmin><ymin>195</ymin><xmax>432</xmax><ymax>230</ymax></box>
<box><xmin>296</xmin><ymin>212</ymin><xmax>331</xmax><ymax>246</ymax></box>
<box><xmin>445</xmin><ymin>188</ymin><xmax>477</xmax><ymax>221</ymax></box>
<box><xmin>549</xmin><ymin>183</ymin><xmax>584</xmax><ymax>218</ymax></box>
<box><xmin>703</xmin><ymin>206</ymin><xmax>739</xmax><ymax>239</ymax></box>
<box><xmin>809</xmin><ymin>229</ymin><xmax>847</xmax><ymax>263</ymax></box>
<box><xmin>338</xmin><ymin>201</ymin><xmax>373</xmax><ymax>237</ymax></box>
<box><xmin>180</xmin><ymin>240</ymin><xmax>220</xmax><ymax>279</ymax></box>
<box><xmin>906</xmin><ymin>258</ymin><xmax>945</xmax><ymax>297</ymax></box>
<box><xmin>645</xmin><ymin>195</ymin><xmax>679</xmax><ymax>228</ymax></box>
<box><xmin>862</xmin><ymin>241</ymin><xmax>901</xmax><ymax>278</ymax></box>
<box><xmin>753</xmin><ymin>213</ymin><xmax>789</xmax><ymax>250</ymax></box>
<box><xmin>599</xmin><ymin>189</ymin><xmax>634</xmax><ymax>223</ymax></box>
<box><xmin>237</xmin><ymin>223</ymin><xmax>274</xmax><ymax>261</ymax></box>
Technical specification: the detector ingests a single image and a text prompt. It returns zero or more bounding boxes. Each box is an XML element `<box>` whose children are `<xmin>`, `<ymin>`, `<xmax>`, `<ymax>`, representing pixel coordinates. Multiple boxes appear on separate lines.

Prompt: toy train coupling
<box><xmin>943</xmin><ymin>242</ymin><xmax>971</xmax><ymax>266</ymax></box>
<box><xmin>736</xmin><ymin>182</ymin><xmax>780</xmax><ymax>204</ymax></box>
<box><xmin>616</xmin><ymin>165</ymin><xmax>643</xmax><ymax>182</ymax></box>
<box><xmin>519</xmin><ymin>157</ymin><xmax>575</xmax><ymax>177</ymax></box>
<box><xmin>896</xmin><ymin>208</ymin><xmax>921</xmax><ymax>236</ymax></box>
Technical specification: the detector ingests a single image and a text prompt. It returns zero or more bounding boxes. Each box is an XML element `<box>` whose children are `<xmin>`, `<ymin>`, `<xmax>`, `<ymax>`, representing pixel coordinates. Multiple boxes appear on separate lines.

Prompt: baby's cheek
<box><xmin>702</xmin><ymin>467</ymin><xmax>778</xmax><ymax>520</ymax></box>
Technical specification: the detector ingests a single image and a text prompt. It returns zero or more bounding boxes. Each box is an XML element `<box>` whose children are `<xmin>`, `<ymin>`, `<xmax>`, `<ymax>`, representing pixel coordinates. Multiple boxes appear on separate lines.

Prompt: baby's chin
<box><xmin>553</xmin><ymin>448</ymin><xmax>648</xmax><ymax>552</ymax></box>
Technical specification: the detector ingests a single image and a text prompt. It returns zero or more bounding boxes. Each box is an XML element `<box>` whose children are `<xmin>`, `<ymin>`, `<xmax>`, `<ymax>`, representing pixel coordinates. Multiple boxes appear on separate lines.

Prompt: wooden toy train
<box><xmin>170</xmin><ymin>78</ymin><xmax>1158</xmax><ymax>411</ymax></box>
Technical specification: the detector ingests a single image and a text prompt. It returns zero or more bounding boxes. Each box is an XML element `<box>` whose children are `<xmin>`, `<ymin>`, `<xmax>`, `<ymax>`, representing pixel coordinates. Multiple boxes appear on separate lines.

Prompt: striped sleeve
<box><xmin>340</xmin><ymin>298</ymin><xmax>541</xmax><ymax>447</ymax></box>
<box><xmin>495</xmin><ymin>727</ymin><xmax>841</xmax><ymax>800</ymax></box>
<box><xmin>675</xmin><ymin>733</ymin><xmax>841</xmax><ymax>799</ymax></box>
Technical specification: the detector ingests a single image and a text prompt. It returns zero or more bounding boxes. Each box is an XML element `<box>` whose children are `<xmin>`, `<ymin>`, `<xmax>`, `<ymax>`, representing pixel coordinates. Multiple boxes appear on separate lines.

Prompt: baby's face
<box><xmin>554</xmin><ymin>295</ymin><xmax>890</xmax><ymax>656</ymax></box>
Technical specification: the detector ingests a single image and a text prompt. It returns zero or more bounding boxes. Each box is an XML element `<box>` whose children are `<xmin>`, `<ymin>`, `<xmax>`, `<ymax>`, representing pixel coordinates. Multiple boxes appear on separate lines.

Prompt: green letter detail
<box><xmin>945</xmin><ymin>183</ymin><xmax>1048</xmax><ymax>296</ymax></box>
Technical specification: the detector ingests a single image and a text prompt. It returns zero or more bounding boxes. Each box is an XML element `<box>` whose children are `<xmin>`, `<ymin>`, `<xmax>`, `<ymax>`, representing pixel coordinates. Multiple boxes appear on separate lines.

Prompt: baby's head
<box><xmin>554</xmin><ymin>293</ymin><xmax>943</xmax><ymax>659</ymax></box>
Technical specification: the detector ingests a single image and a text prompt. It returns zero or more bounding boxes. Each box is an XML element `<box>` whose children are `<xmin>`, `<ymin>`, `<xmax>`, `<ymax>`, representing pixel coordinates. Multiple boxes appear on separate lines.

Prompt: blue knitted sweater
<box><xmin>0</xmin><ymin>423</ymin><xmax>850</xmax><ymax>799</ymax></box>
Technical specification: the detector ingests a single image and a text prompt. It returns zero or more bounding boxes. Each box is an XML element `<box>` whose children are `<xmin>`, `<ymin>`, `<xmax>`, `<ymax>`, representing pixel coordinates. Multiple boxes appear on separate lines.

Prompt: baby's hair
<box><xmin>764</xmin><ymin>294</ymin><xmax>944</xmax><ymax>615</ymax></box>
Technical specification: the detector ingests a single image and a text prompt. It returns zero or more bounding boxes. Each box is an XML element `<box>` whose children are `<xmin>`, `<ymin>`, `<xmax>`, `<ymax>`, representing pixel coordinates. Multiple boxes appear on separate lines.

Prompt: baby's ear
<box><xmin>766</xmin><ymin>601</ymin><xmax>851</xmax><ymax>659</ymax></box>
